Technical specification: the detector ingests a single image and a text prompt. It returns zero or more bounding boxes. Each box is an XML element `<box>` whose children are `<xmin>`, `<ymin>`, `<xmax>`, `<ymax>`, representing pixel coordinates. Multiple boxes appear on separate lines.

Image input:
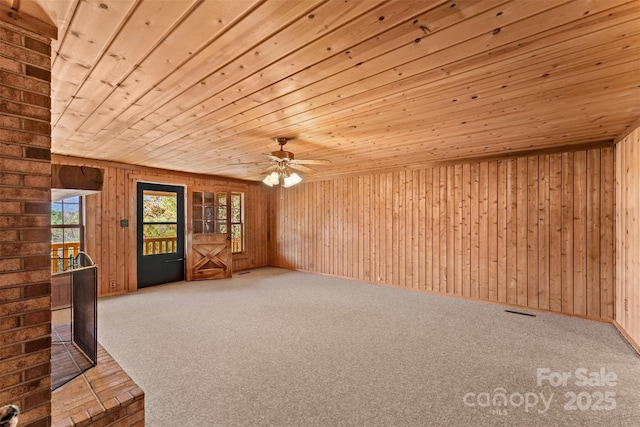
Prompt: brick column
<box><xmin>1</xmin><ymin>12</ymin><xmax>56</xmax><ymax>427</ymax></box>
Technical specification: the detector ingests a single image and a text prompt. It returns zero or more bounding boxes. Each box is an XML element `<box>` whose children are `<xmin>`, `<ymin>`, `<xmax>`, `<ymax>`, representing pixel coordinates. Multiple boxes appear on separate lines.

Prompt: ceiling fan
<box><xmin>262</xmin><ymin>137</ymin><xmax>330</xmax><ymax>187</ymax></box>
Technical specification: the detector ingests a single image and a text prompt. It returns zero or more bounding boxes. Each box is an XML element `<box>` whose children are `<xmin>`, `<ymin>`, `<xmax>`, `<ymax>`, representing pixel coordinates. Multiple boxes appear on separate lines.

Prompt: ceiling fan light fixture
<box><xmin>263</xmin><ymin>164</ymin><xmax>302</xmax><ymax>188</ymax></box>
<box><xmin>260</xmin><ymin>137</ymin><xmax>326</xmax><ymax>187</ymax></box>
<box><xmin>283</xmin><ymin>172</ymin><xmax>302</xmax><ymax>187</ymax></box>
<box><xmin>263</xmin><ymin>171</ymin><xmax>280</xmax><ymax>186</ymax></box>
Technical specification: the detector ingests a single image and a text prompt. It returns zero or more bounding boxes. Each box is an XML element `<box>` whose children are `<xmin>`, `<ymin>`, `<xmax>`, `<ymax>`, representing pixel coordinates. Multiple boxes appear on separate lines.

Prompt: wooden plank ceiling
<box><xmin>17</xmin><ymin>0</ymin><xmax>640</xmax><ymax>181</ymax></box>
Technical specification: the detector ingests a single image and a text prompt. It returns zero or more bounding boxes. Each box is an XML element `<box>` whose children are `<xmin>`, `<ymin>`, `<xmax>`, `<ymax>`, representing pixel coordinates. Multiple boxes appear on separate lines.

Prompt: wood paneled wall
<box><xmin>615</xmin><ymin>126</ymin><xmax>640</xmax><ymax>348</ymax></box>
<box><xmin>52</xmin><ymin>156</ymin><xmax>270</xmax><ymax>296</ymax></box>
<box><xmin>271</xmin><ymin>145</ymin><xmax>615</xmax><ymax>321</ymax></box>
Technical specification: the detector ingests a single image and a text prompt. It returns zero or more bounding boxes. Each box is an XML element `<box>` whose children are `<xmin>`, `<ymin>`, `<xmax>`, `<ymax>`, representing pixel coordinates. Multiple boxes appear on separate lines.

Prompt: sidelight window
<box><xmin>231</xmin><ymin>192</ymin><xmax>244</xmax><ymax>253</ymax></box>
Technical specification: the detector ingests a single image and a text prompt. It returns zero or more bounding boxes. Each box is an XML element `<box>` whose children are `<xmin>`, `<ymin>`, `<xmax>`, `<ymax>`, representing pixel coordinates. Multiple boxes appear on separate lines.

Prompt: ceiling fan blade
<box><xmin>262</xmin><ymin>165</ymin><xmax>278</xmax><ymax>173</ymax></box>
<box><xmin>294</xmin><ymin>159</ymin><xmax>331</xmax><ymax>165</ymax></box>
<box><xmin>233</xmin><ymin>161</ymin><xmax>264</xmax><ymax>165</ymax></box>
<box><xmin>290</xmin><ymin>164</ymin><xmax>315</xmax><ymax>173</ymax></box>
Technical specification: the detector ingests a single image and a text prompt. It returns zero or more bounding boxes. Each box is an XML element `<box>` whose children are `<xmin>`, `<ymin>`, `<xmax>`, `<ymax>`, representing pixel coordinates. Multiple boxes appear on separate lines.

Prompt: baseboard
<box><xmin>613</xmin><ymin>320</ymin><xmax>640</xmax><ymax>355</ymax></box>
<box><xmin>283</xmin><ymin>266</ymin><xmax>616</xmax><ymax>323</ymax></box>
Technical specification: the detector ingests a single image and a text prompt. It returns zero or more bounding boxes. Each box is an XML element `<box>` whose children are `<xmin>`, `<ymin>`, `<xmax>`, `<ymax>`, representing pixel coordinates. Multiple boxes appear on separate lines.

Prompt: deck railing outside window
<box><xmin>140</xmin><ymin>237</ymin><xmax>243</xmax><ymax>255</ymax></box>
<box><xmin>52</xmin><ymin>238</ymin><xmax>242</xmax><ymax>269</ymax></box>
<box><xmin>231</xmin><ymin>238</ymin><xmax>242</xmax><ymax>253</ymax></box>
<box><xmin>142</xmin><ymin>237</ymin><xmax>178</xmax><ymax>255</ymax></box>
<box><xmin>51</xmin><ymin>242</ymin><xmax>81</xmax><ymax>272</ymax></box>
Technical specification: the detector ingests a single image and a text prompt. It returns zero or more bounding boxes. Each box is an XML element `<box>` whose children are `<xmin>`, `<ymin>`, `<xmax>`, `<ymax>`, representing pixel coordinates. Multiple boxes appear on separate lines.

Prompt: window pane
<box><xmin>142</xmin><ymin>224</ymin><xmax>177</xmax><ymax>255</ymax></box>
<box><xmin>204</xmin><ymin>192</ymin><xmax>215</xmax><ymax>205</ymax></box>
<box><xmin>218</xmin><ymin>193</ymin><xmax>227</xmax><ymax>206</ymax></box>
<box><xmin>64</xmin><ymin>228</ymin><xmax>80</xmax><ymax>244</ymax></box>
<box><xmin>216</xmin><ymin>221</ymin><xmax>227</xmax><ymax>234</ymax></box>
<box><xmin>231</xmin><ymin>224</ymin><xmax>243</xmax><ymax>253</ymax></box>
<box><xmin>231</xmin><ymin>224</ymin><xmax>241</xmax><ymax>238</ymax></box>
<box><xmin>51</xmin><ymin>197</ymin><xmax>84</xmax><ymax>273</ymax></box>
<box><xmin>217</xmin><ymin>206</ymin><xmax>227</xmax><ymax>220</ymax></box>
<box><xmin>51</xmin><ymin>203</ymin><xmax>63</xmax><ymax>225</ymax></box>
<box><xmin>62</xmin><ymin>203</ymin><xmax>80</xmax><ymax>224</ymax></box>
<box><xmin>143</xmin><ymin>191</ymin><xmax>177</xmax><ymax>222</ymax></box>
<box><xmin>231</xmin><ymin>194</ymin><xmax>241</xmax><ymax>223</ymax></box>
<box><xmin>193</xmin><ymin>207</ymin><xmax>202</xmax><ymax>220</ymax></box>
<box><xmin>62</xmin><ymin>230</ymin><xmax>80</xmax><ymax>260</ymax></box>
<box><xmin>51</xmin><ymin>228</ymin><xmax>63</xmax><ymax>243</ymax></box>
<box><xmin>143</xmin><ymin>224</ymin><xmax>177</xmax><ymax>239</ymax></box>
<box><xmin>204</xmin><ymin>206</ymin><xmax>214</xmax><ymax>219</ymax></box>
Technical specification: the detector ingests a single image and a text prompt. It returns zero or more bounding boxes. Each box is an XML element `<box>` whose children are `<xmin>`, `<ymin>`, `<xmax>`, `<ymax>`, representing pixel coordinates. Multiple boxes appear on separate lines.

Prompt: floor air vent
<box><xmin>505</xmin><ymin>309</ymin><xmax>537</xmax><ymax>317</ymax></box>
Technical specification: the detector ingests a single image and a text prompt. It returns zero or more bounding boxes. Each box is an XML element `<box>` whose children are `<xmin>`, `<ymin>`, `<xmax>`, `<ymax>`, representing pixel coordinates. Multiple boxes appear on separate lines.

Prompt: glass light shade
<box><xmin>263</xmin><ymin>171</ymin><xmax>280</xmax><ymax>187</ymax></box>
<box><xmin>283</xmin><ymin>172</ymin><xmax>302</xmax><ymax>187</ymax></box>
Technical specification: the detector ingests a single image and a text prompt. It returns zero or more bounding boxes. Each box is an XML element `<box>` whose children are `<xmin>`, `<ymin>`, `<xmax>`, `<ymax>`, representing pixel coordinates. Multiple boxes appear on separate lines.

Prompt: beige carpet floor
<box><xmin>97</xmin><ymin>267</ymin><xmax>640</xmax><ymax>426</ymax></box>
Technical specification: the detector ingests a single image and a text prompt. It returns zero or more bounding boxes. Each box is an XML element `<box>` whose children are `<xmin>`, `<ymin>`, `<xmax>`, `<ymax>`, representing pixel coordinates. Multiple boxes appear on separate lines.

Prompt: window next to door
<box><xmin>231</xmin><ymin>192</ymin><xmax>244</xmax><ymax>254</ymax></box>
<box><xmin>51</xmin><ymin>196</ymin><xmax>84</xmax><ymax>272</ymax></box>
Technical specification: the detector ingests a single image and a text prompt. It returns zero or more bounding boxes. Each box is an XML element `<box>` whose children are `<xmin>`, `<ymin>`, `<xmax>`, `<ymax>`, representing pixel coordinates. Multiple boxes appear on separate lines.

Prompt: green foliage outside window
<box><xmin>51</xmin><ymin>197</ymin><xmax>81</xmax><ymax>244</ymax></box>
<box><xmin>231</xmin><ymin>193</ymin><xmax>243</xmax><ymax>252</ymax></box>
<box><xmin>142</xmin><ymin>193</ymin><xmax>178</xmax><ymax>239</ymax></box>
<box><xmin>143</xmin><ymin>195</ymin><xmax>178</xmax><ymax>222</ymax></box>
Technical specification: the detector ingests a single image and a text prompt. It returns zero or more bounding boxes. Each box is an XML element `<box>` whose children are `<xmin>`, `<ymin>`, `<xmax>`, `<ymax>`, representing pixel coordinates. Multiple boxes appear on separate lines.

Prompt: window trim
<box><xmin>51</xmin><ymin>197</ymin><xmax>85</xmax><ymax>272</ymax></box>
<box><xmin>230</xmin><ymin>192</ymin><xmax>244</xmax><ymax>254</ymax></box>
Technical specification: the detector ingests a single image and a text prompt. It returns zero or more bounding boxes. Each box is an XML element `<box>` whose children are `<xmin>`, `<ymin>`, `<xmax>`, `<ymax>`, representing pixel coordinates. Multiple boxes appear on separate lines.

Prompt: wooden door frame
<box><xmin>136</xmin><ymin>182</ymin><xmax>186</xmax><ymax>288</ymax></box>
<box><xmin>127</xmin><ymin>177</ymin><xmax>187</xmax><ymax>291</ymax></box>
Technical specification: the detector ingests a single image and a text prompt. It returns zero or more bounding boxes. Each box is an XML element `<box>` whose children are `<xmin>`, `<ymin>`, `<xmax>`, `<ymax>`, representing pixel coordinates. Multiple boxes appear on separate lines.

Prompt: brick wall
<box><xmin>0</xmin><ymin>17</ymin><xmax>54</xmax><ymax>427</ymax></box>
